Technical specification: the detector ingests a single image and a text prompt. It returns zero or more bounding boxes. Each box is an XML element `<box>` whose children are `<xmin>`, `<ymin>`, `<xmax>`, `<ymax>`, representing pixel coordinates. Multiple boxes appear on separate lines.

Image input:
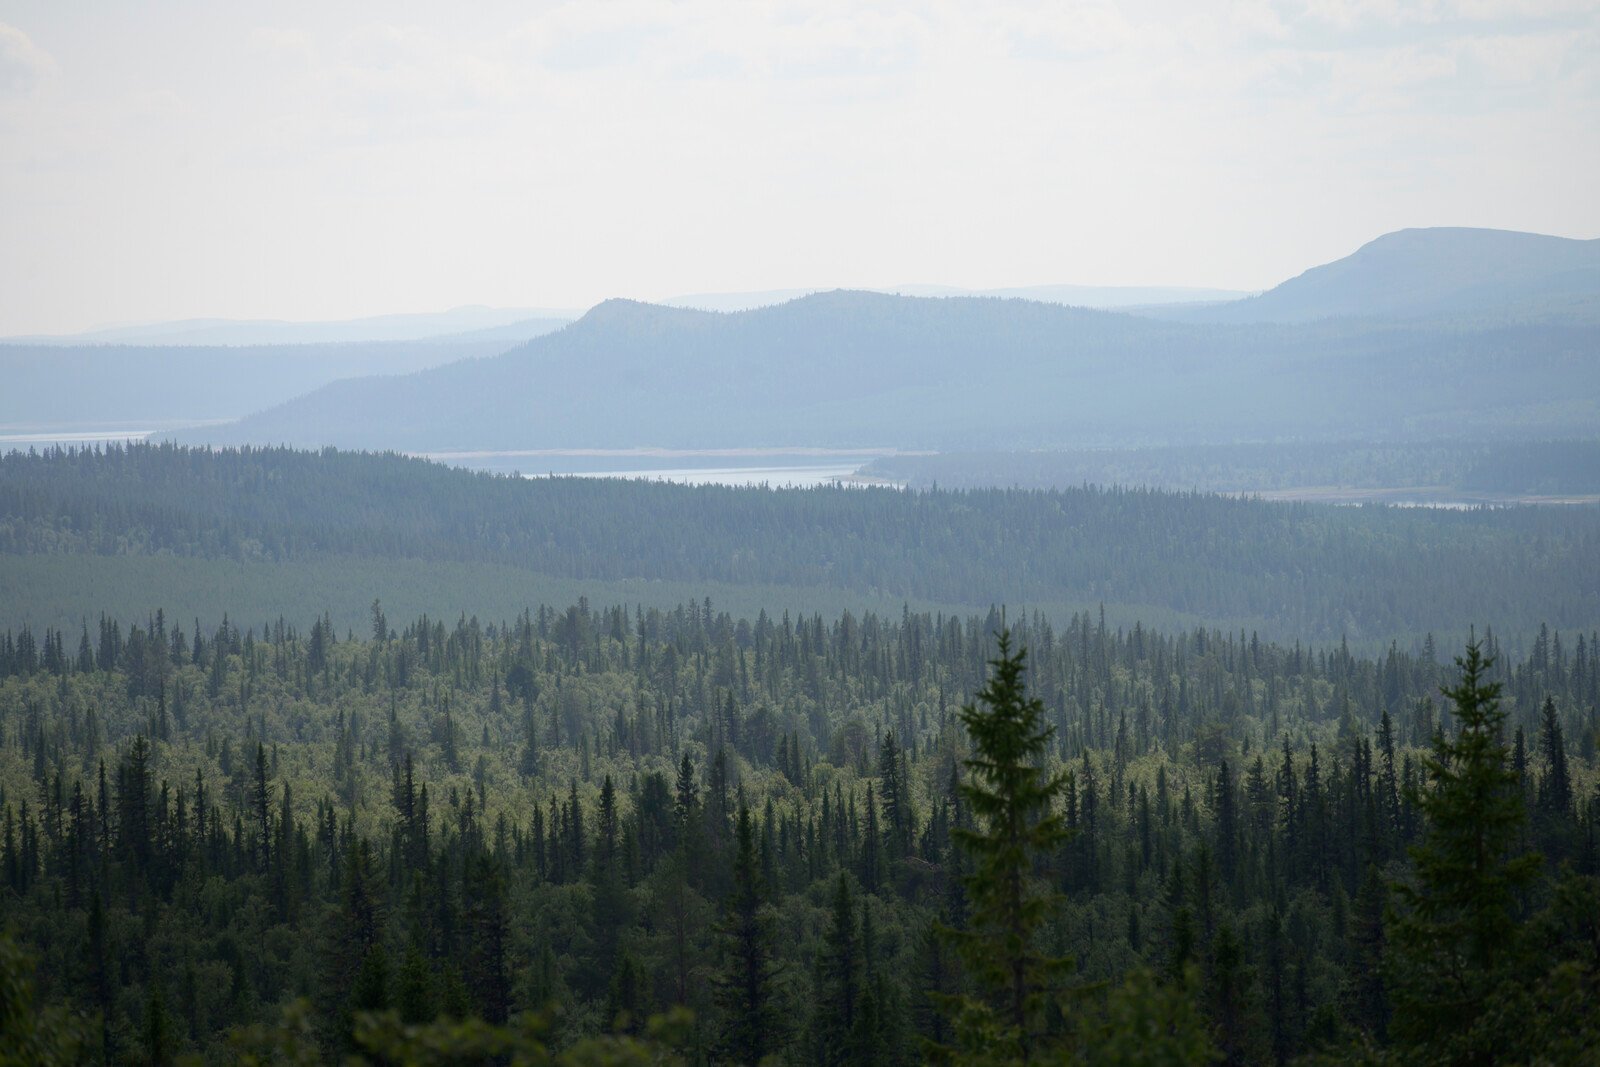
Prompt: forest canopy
<box><xmin>3</xmin><ymin>443</ymin><xmax>1598</xmax><ymax>646</ymax></box>
<box><xmin>1</xmin><ymin>594</ymin><xmax>1597</xmax><ymax>1063</ymax></box>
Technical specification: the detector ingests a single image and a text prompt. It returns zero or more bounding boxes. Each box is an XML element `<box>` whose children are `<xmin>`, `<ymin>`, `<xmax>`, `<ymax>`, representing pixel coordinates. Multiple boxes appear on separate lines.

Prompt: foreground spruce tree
<box><xmin>1384</xmin><ymin>640</ymin><xmax>1541</xmax><ymax>1064</ymax></box>
<box><xmin>715</xmin><ymin>799</ymin><xmax>779</xmax><ymax>1064</ymax></box>
<box><xmin>935</xmin><ymin>628</ymin><xmax>1070</xmax><ymax>1064</ymax></box>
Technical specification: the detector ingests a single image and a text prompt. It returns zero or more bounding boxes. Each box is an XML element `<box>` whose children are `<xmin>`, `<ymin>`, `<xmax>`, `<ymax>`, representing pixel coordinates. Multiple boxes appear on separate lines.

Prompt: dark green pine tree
<box><xmin>861</xmin><ymin>783</ymin><xmax>883</xmax><ymax>893</ymax></box>
<box><xmin>395</xmin><ymin>943</ymin><xmax>433</xmax><ymax>1025</ymax></box>
<box><xmin>914</xmin><ymin>917</ymin><xmax>956</xmax><ymax>1050</ymax></box>
<box><xmin>1208</xmin><ymin>920</ymin><xmax>1259</xmax><ymax>1066</ymax></box>
<box><xmin>1535</xmin><ymin>696</ymin><xmax>1572</xmax><ymax>818</ymax></box>
<box><xmin>251</xmin><ymin>741</ymin><xmax>272</xmax><ymax>872</ymax></box>
<box><xmin>815</xmin><ymin>872</ymin><xmax>861</xmax><ymax>1067</ymax></box>
<box><xmin>590</xmin><ymin>774</ymin><xmax>630</xmax><ymax>979</ymax></box>
<box><xmin>324</xmin><ymin>839</ymin><xmax>385</xmax><ymax>1050</ymax></box>
<box><xmin>462</xmin><ymin>854</ymin><xmax>510</xmax><ymax>1024</ymax></box>
<box><xmin>715</xmin><ymin>799</ymin><xmax>778</xmax><ymax>1064</ymax></box>
<box><xmin>935</xmin><ymin>628</ymin><xmax>1070</xmax><ymax>1063</ymax></box>
<box><xmin>1385</xmin><ymin>640</ymin><xmax>1541</xmax><ymax>1062</ymax></box>
<box><xmin>1344</xmin><ymin>864</ymin><xmax>1389</xmax><ymax>1041</ymax></box>
<box><xmin>1377</xmin><ymin>708</ymin><xmax>1402</xmax><ymax>856</ymax></box>
<box><xmin>349</xmin><ymin>943</ymin><xmax>391</xmax><ymax>1018</ymax></box>
<box><xmin>1534</xmin><ymin>696</ymin><xmax>1577</xmax><ymax>863</ymax></box>
<box><xmin>878</xmin><ymin>731</ymin><xmax>911</xmax><ymax>862</ymax></box>
<box><xmin>606</xmin><ymin>951</ymin><xmax>643</xmax><ymax>1035</ymax></box>
<box><xmin>674</xmin><ymin>752</ymin><xmax>699</xmax><ymax>826</ymax></box>
<box><xmin>518</xmin><ymin>690</ymin><xmax>539</xmax><ymax>779</ymax></box>
<box><xmin>1214</xmin><ymin>759</ymin><xmax>1238</xmax><ymax>890</ymax></box>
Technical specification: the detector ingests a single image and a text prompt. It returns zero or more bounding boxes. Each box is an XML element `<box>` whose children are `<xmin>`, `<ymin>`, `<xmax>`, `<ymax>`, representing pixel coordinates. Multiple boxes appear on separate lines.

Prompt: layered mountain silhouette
<box><xmin>170</xmin><ymin>228</ymin><xmax>1599</xmax><ymax>452</ymax></box>
<box><xmin>1161</xmin><ymin>227</ymin><xmax>1600</xmax><ymax>324</ymax></box>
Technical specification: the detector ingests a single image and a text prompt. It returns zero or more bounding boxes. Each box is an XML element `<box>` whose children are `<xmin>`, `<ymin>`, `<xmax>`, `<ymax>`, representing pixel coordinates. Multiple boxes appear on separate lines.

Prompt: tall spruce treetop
<box><xmin>1535</xmin><ymin>696</ymin><xmax>1572</xmax><ymax>818</ymax></box>
<box><xmin>716</xmin><ymin>799</ymin><xmax>778</xmax><ymax>1065</ymax></box>
<box><xmin>1386</xmin><ymin>640</ymin><xmax>1541</xmax><ymax>1060</ymax></box>
<box><xmin>938</xmin><ymin>628</ymin><xmax>1070</xmax><ymax>1064</ymax></box>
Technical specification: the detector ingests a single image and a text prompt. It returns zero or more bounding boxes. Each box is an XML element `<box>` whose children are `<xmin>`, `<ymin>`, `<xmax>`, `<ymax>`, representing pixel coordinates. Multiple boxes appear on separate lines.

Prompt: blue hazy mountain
<box><xmin>666</xmin><ymin>284</ymin><xmax>1248</xmax><ymax>312</ymax></box>
<box><xmin>1159</xmin><ymin>227</ymin><xmax>1599</xmax><ymax>324</ymax></box>
<box><xmin>170</xmin><ymin>284</ymin><xmax>1599</xmax><ymax>453</ymax></box>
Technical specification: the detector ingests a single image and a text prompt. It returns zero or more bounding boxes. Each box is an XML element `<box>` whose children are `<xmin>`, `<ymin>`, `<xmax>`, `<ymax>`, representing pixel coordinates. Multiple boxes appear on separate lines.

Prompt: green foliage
<box><xmin>223</xmin><ymin>998</ymin><xmax>693</xmax><ymax>1066</ymax></box>
<box><xmin>5</xmin><ymin>442</ymin><xmax>1599</xmax><ymax>643</ymax></box>
<box><xmin>0</xmin><ymin>931</ymin><xmax>93</xmax><ymax>1067</ymax></box>
<box><xmin>713</xmin><ymin>800</ymin><xmax>779</xmax><ymax>1064</ymax></box>
<box><xmin>0</xmin><ymin>596</ymin><xmax>1596</xmax><ymax>1064</ymax></box>
<box><xmin>1071</xmin><ymin>968</ymin><xmax>1219</xmax><ymax>1066</ymax></box>
<box><xmin>938</xmin><ymin>629</ymin><xmax>1072</xmax><ymax>1062</ymax></box>
<box><xmin>864</xmin><ymin>440</ymin><xmax>1600</xmax><ymax>499</ymax></box>
<box><xmin>1385</xmin><ymin>641</ymin><xmax>1542</xmax><ymax>1060</ymax></box>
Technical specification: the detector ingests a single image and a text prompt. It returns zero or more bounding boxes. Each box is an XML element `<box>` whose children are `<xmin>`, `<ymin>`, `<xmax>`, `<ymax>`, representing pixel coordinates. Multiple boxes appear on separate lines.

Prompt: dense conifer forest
<box><xmin>859</xmin><ymin>440</ymin><xmax>1600</xmax><ymax>497</ymax></box>
<box><xmin>4</xmin><ymin>443</ymin><xmax>1599</xmax><ymax>644</ymax></box>
<box><xmin>2</xmin><ymin>595</ymin><xmax>1597</xmax><ymax>1063</ymax></box>
<box><xmin>6</xmin><ymin>3</ymin><xmax>1595</xmax><ymax>1063</ymax></box>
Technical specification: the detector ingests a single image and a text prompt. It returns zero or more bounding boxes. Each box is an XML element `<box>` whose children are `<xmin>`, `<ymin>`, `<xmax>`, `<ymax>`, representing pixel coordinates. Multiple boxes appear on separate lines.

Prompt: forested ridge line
<box><xmin>860</xmin><ymin>439</ymin><xmax>1600</xmax><ymax>496</ymax></box>
<box><xmin>3</xmin><ymin>442</ymin><xmax>1598</xmax><ymax>643</ymax></box>
<box><xmin>1</xmin><ymin>598</ymin><xmax>1598</xmax><ymax>1062</ymax></box>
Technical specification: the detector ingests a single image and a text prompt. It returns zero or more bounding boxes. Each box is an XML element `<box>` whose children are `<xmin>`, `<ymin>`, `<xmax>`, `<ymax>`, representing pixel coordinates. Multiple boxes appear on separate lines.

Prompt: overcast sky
<box><xmin>0</xmin><ymin>0</ymin><xmax>1595</xmax><ymax>334</ymax></box>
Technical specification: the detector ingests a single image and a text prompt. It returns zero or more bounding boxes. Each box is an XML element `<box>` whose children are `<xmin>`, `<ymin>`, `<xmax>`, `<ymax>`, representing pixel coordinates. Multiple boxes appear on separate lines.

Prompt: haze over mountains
<box><xmin>1</xmin><ymin>305</ymin><xmax>577</xmax><ymax>347</ymax></box>
<box><xmin>168</xmin><ymin>227</ymin><xmax>1600</xmax><ymax>454</ymax></box>
<box><xmin>0</xmin><ymin>315</ymin><xmax>574</xmax><ymax>437</ymax></box>
<box><xmin>666</xmin><ymin>283</ymin><xmax>1249</xmax><ymax>313</ymax></box>
<box><xmin>8</xmin><ymin>226</ymin><xmax>1595</xmax><ymax>454</ymax></box>
<box><xmin>1158</xmin><ymin>227</ymin><xmax>1600</xmax><ymax>325</ymax></box>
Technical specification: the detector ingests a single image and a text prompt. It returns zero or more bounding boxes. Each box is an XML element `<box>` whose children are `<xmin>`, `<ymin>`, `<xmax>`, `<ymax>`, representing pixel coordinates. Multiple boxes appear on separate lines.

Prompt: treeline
<box><xmin>4</xmin><ymin>443</ymin><xmax>1600</xmax><ymax>643</ymax></box>
<box><xmin>861</xmin><ymin>440</ymin><xmax>1600</xmax><ymax>497</ymax></box>
<box><xmin>1</xmin><ymin>599</ymin><xmax>1597</xmax><ymax>1062</ymax></box>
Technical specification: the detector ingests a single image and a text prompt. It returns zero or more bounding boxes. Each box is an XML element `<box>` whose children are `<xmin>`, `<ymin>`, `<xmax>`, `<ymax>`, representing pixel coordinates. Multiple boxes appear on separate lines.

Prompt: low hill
<box><xmin>0</xmin><ymin>328</ymin><xmax>564</xmax><ymax>431</ymax></box>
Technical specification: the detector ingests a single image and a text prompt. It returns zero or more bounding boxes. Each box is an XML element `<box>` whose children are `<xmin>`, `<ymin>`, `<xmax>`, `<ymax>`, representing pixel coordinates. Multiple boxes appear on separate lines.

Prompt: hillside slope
<box><xmin>1173</xmin><ymin>228</ymin><xmax>1600</xmax><ymax>324</ymax></box>
<box><xmin>173</xmin><ymin>289</ymin><xmax>1600</xmax><ymax>452</ymax></box>
<box><xmin>1</xmin><ymin>334</ymin><xmax>564</xmax><ymax>429</ymax></box>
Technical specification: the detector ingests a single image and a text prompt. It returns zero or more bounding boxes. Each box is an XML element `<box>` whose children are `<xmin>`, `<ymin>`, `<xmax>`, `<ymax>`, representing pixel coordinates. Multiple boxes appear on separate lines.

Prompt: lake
<box><xmin>416</xmin><ymin>448</ymin><xmax>909</xmax><ymax>487</ymax></box>
<box><xmin>0</xmin><ymin>421</ymin><xmax>226</xmax><ymax>450</ymax></box>
<box><xmin>0</xmin><ymin>432</ymin><xmax>907</xmax><ymax>487</ymax></box>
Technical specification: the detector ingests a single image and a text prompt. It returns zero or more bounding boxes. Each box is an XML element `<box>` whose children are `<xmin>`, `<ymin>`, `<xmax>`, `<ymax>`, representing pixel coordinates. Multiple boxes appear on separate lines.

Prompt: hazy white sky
<box><xmin>1</xmin><ymin>0</ymin><xmax>1596</xmax><ymax>334</ymax></box>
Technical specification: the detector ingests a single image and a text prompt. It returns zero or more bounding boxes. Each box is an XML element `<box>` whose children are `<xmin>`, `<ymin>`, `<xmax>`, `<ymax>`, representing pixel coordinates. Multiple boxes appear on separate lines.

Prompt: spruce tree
<box><xmin>462</xmin><ymin>854</ymin><xmax>510</xmax><ymax>1024</ymax></box>
<box><xmin>1536</xmin><ymin>696</ymin><xmax>1572</xmax><ymax>818</ymax></box>
<box><xmin>816</xmin><ymin>872</ymin><xmax>861</xmax><ymax>1067</ymax></box>
<box><xmin>936</xmin><ymin>628</ymin><xmax>1070</xmax><ymax>1063</ymax></box>
<box><xmin>716</xmin><ymin>800</ymin><xmax>778</xmax><ymax>1063</ymax></box>
<box><xmin>1385</xmin><ymin>640</ymin><xmax>1541</xmax><ymax>1061</ymax></box>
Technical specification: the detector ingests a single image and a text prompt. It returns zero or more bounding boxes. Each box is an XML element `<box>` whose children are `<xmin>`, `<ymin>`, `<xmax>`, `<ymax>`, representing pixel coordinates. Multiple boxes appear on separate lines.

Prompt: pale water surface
<box><xmin>420</xmin><ymin>448</ymin><xmax>906</xmax><ymax>487</ymax></box>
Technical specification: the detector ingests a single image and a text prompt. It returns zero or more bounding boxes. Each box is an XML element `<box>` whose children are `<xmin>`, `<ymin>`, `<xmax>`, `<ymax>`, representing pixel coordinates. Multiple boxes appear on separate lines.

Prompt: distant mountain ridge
<box><xmin>172</xmin><ymin>295</ymin><xmax>1600</xmax><ymax>454</ymax></box>
<box><xmin>146</xmin><ymin>226</ymin><xmax>1600</xmax><ymax>452</ymax></box>
<box><xmin>666</xmin><ymin>283</ymin><xmax>1249</xmax><ymax>312</ymax></box>
<box><xmin>1157</xmin><ymin>227</ymin><xmax>1600</xmax><ymax>324</ymax></box>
